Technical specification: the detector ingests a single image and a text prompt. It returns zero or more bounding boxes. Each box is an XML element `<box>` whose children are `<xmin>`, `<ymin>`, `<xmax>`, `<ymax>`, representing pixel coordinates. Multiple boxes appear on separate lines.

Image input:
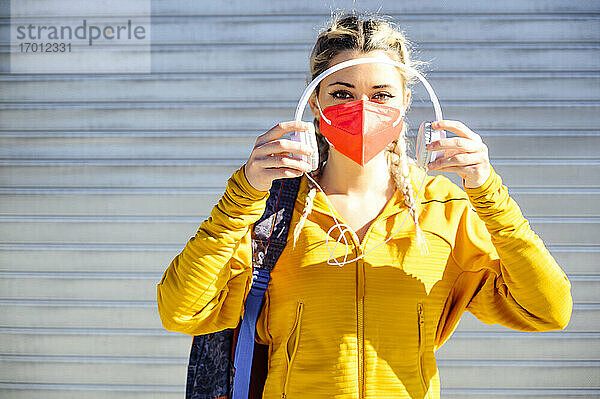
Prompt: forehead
<box><xmin>321</xmin><ymin>50</ymin><xmax>405</xmax><ymax>87</ymax></box>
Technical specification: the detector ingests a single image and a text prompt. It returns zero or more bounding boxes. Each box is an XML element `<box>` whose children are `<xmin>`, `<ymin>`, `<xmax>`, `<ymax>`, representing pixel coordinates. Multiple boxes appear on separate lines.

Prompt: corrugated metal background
<box><xmin>1</xmin><ymin>1</ymin><xmax>599</xmax><ymax>398</ymax></box>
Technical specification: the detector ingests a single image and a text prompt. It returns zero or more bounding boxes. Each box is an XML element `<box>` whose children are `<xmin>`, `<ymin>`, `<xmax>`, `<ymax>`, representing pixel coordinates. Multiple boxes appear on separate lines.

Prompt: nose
<box><xmin>359</xmin><ymin>94</ymin><xmax>369</xmax><ymax>101</ymax></box>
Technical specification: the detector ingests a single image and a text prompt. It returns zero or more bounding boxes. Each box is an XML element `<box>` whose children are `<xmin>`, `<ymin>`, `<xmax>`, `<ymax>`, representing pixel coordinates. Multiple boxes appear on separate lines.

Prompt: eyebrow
<box><xmin>327</xmin><ymin>81</ymin><xmax>396</xmax><ymax>89</ymax></box>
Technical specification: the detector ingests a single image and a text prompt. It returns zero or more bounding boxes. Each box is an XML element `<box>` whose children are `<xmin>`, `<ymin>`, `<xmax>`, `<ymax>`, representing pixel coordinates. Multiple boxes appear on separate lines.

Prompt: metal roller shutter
<box><xmin>1</xmin><ymin>1</ymin><xmax>598</xmax><ymax>397</ymax></box>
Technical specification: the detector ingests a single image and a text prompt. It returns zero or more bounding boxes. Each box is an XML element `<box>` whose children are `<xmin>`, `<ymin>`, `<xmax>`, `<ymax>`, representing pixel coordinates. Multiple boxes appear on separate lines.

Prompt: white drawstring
<box><xmin>304</xmin><ymin>168</ymin><xmax>428</xmax><ymax>267</ymax></box>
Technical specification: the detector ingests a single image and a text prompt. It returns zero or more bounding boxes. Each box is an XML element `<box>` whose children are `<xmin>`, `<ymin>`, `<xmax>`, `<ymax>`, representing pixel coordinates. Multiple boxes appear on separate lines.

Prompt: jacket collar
<box><xmin>297</xmin><ymin>163</ymin><xmax>427</xmax><ymax>222</ymax></box>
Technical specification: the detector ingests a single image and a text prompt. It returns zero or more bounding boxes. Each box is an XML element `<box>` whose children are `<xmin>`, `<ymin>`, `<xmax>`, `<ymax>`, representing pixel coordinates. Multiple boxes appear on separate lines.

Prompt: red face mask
<box><xmin>316</xmin><ymin>97</ymin><xmax>404</xmax><ymax>166</ymax></box>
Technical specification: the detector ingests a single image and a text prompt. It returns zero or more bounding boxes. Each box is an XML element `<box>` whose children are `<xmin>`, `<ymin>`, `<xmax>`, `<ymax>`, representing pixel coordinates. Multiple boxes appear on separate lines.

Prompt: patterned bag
<box><xmin>186</xmin><ymin>177</ymin><xmax>302</xmax><ymax>399</ymax></box>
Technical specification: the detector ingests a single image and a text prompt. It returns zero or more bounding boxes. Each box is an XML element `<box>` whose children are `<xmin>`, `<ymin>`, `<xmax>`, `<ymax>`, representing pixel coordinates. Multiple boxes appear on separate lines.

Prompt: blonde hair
<box><xmin>293</xmin><ymin>11</ymin><xmax>428</xmax><ymax>253</ymax></box>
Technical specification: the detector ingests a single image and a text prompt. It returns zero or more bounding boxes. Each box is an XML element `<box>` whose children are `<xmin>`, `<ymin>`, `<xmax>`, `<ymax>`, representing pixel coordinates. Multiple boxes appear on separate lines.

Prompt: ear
<box><xmin>308</xmin><ymin>92</ymin><xmax>321</xmax><ymax>122</ymax></box>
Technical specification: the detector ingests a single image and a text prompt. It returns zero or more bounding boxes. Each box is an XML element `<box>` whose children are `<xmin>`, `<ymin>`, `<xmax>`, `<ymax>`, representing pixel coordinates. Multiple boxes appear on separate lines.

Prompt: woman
<box><xmin>157</xmin><ymin>12</ymin><xmax>573</xmax><ymax>398</ymax></box>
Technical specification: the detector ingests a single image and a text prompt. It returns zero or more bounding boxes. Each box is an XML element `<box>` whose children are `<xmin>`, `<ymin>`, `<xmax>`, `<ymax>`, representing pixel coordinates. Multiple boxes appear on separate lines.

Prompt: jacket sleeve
<box><xmin>451</xmin><ymin>167</ymin><xmax>573</xmax><ymax>332</ymax></box>
<box><xmin>156</xmin><ymin>165</ymin><xmax>269</xmax><ymax>335</ymax></box>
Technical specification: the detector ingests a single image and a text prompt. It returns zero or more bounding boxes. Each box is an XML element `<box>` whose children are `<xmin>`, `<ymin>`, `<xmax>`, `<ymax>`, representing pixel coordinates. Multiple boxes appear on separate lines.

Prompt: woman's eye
<box><xmin>328</xmin><ymin>91</ymin><xmax>396</xmax><ymax>101</ymax></box>
<box><xmin>329</xmin><ymin>90</ymin><xmax>352</xmax><ymax>99</ymax></box>
<box><xmin>372</xmin><ymin>92</ymin><xmax>395</xmax><ymax>101</ymax></box>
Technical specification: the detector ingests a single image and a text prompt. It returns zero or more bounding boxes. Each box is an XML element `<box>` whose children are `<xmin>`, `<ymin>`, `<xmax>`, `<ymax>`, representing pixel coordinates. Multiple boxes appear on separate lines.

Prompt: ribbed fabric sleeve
<box><xmin>156</xmin><ymin>165</ymin><xmax>269</xmax><ymax>335</ymax></box>
<box><xmin>452</xmin><ymin>167</ymin><xmax>573</xmax><ymax>331</ymax></box>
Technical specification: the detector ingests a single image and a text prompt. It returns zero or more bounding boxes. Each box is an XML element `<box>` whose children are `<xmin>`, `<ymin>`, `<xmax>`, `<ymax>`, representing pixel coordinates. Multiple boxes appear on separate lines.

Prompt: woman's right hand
<box><xmin>244</xmin><ymin>121</ymin><xmax>315</xmax><ymax>192</ymax></box>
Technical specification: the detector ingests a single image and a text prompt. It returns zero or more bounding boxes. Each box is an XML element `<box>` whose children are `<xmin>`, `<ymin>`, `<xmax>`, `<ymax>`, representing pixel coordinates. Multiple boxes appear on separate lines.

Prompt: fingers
<box><xmin>245</xmin><ymin>121</ymin><xmax>317</xmax><ymax>190</ymax></box>
<box><xmin>427</xmin><ymin>151</ymin><xmax>486</xmax><ymax>171</ymax></box>
<box><xmin>254</xmin><ymin>138</ymin><xmax>313</xmax><ymax>159</ymax></box>
<box><xmin>254</xmin><ymin>153</ymin><xmax>313</xmax><ymax>173</ymax></box>
<box><xmin>428</xmin><ymin>160</ymin><xmax>491</xmax><ymax>188</ymax></box>
<box><xmin>256</xmin><ymin>121</ymin><xmax>313</xmax><ymax>147</ymax></box>
<box><xmin>426</xmin><ymin>137</ymin><xmax>486</xmax><ymax>153</ymax></box>
<box><xmin>262</xmin><ymin>167</ymin><xmax>308</xmax><ymax>181</ymax></box>
<box><xmin>425</xmin><ymin>120</ymin><xmax>492</xmax><ymax>187</ymax></box>
<box><xmin>426</xmin><ymin>120</ymin><xmax>488</xmax><ymax>168</ymax></box>
<box><xmin>432</xmin><ymin>120</ymin><xmax>482</xmax><ymax>143</ymax></box>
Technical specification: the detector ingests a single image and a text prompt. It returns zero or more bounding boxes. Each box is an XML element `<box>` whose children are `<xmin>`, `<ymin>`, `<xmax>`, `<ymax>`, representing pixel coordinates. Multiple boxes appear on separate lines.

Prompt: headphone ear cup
<box><xmin>282</xmin><ymin>122</ymin><xmax>319</xmax><ymax>172</ymax></box>
<box><xmin>416</xmin><ymin>121</ymin><xmax>432</xmax><ymax>168</ymax></box>
<box><xmin>304</xmin><ymin>122</ymin><xmax>319</xmax><ymax>171</ymax></box>
<box><xmin>416</xmin><ymin>121</ymin><xmax>444</xmax><ymax>169</ymax></box>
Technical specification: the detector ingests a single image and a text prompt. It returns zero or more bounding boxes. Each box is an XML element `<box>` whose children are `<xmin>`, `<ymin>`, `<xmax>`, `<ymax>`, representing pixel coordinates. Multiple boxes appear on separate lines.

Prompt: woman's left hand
<box><xmin>426</xmin><ymin>120</ymin><xmax>492</xmax><ymax>189</ymax></box>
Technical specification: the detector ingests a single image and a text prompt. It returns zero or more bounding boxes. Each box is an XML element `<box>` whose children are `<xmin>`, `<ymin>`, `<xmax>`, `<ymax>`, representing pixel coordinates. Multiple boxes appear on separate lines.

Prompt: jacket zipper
<box><xmin>354</xmin><ymin>211</ymin><xmax>400</xmax><ymax>399</ymax></box>
<box><xmin>417</xmin><ymin>302</ymin><xmax>429</xmax><ymax>398</ymax></box>
<box><xmin>357</xmin><ymin>257</ymin><xmax>365</xmax><ymax>399</ymax></box>
<box><xmin>282</xmin><ymin>301</ymin><xmax>304</xmax><ymax>398</ymax></box>
<box><xmin>323</xmin><ymin>205</ymin><xmax>403</xmax><ymax>399</ymax></box>
<box><xmin>355</xmin><ymin>225</ymin><xmax>374</xmax><ymax>399</ymax></box>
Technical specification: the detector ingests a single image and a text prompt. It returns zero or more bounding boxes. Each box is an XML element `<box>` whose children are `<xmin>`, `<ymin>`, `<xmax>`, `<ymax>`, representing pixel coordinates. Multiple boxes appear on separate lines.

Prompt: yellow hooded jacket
<box><xmin>157</xmin><ymin>164</ymin><xmax>573</xmax><ymax>399</ymax></box>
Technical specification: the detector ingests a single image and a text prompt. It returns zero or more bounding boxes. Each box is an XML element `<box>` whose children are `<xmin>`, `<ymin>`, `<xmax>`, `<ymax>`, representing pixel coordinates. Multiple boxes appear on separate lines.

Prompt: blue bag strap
<box><xmin>232</xmin><ymin>268</ymin><xmax>270</xmax><ymax>399</ymax></box>
<box><xmin>232</xmin><ymin>176</ymin><xmax>301</xmax><ymax>399</ymax></box>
